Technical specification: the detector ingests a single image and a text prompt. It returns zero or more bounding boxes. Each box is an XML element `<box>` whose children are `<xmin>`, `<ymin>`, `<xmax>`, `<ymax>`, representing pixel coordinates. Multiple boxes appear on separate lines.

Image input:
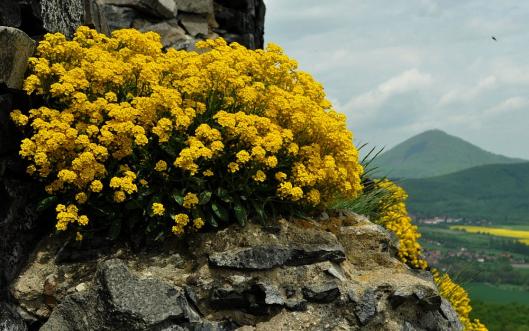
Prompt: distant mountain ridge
<box><xmin>374</xmin><ymin>129</ymin><xmax>525</xmax><ymax>179</ymax></box>
<box><xmin>400</xmin><ymin>162</ymin><xmax>529</xmax><ymax>224</ymax></box>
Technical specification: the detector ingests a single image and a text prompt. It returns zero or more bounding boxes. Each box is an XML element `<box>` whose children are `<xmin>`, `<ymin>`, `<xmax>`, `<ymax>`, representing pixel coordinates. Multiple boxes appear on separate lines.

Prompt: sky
<box><xmin>264</xmin><ymin>0</ymin><xmax>529</xmax><ymax>159</ymax></box>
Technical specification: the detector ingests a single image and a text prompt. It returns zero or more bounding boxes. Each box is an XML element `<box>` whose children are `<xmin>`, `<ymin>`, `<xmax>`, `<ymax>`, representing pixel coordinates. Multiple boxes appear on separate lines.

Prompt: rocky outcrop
<box><xmin>10</xmin><ymin>214</ymin><xmax>463</xmax><ymax>330</ymax></box>
<box><xmin>1</xmin><ymin>0</ymin><xmax>265</xmax><ymax>49</ymax></box>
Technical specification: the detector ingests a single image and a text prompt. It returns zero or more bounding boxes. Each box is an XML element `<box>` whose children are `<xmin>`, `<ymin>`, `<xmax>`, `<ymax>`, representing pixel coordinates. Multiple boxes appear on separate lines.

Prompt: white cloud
<box><xmin>345</xmin><ymin>69</ymin><xmax>433</xmax><ymax>111</ymax></box>
<box><xmin>485</xmin><ymin>96</ymin><xmax>529</xmax><ymax>116</ymax></box>
<box><xmin>438</xmin><ymin>75</ymin><xmax>497</xmax><ymax>106</ymax></box>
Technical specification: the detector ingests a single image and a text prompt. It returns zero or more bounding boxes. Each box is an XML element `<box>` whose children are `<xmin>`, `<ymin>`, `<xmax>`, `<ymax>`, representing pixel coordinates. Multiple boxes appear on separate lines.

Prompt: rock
<box><xmin>208</xmin><ymin>244</ymin><xmax>345</xmax><ymax>270</ymax></box>
<box><xmin>0</xmin><ymin>303</ymin><xmax>27</xmax><ymax>331</ymax></box>
<box><xmin>0</xmin><ymin>0</ymin><xmax>22</xmax><ymax>28</ymax></box>
<box><xmin>12</xmin><ymin>216</ymin><xmax>464</xmax><ymax>330</ymax></box>
<box><xmin>302</xmin><ymin>282</ymin><xmax>340</xmax><ymax>303</ymax></box>
<box><xmin>175</xmin><ymin>0</ymin><xmax>212</xmax><ymax>14</ymax></box>
<box><xmin>349</xmin><ymin>288</ymin><xmax>377</xmax><ymax>326</ymax></box>
<box><xmin>101</xmin><ymin>4</ymin><xmax>138</xmax><ymax>30</ymax></box>
<box><xmin>41</xmin><ymin>259</ymin><xmax>199</xmax><ymax>330</ymax></box>
<box><xmin>101</xmin><ymin>0</ymin><xmax>177</xmax><ymax>19</ymax></box>
<box><xmin>180</xmin><ymin>13</ymin><xmax>209</xmax><ymax>37</ymax></box>
<box><xmin>0</xmin><ymin>27</ymin><xmax>35</xmax><ymax>90</ymax></box>
<box><xmin>137</xmin><ymin>19</ymin><xmax>189</xmax><ymax>48</ymax></box>
<box><xmin>40</xmin><ymin>0</ymin><xmax>108</xmax><ymax>38</ymax></box>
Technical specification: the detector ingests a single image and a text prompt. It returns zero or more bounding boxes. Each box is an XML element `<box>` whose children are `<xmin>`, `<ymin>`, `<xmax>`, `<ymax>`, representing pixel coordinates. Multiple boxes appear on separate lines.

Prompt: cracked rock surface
<box><xmin>11</xmin><ymin>215</ymin><xmax>463</xmax><ymax>330</ymax></box>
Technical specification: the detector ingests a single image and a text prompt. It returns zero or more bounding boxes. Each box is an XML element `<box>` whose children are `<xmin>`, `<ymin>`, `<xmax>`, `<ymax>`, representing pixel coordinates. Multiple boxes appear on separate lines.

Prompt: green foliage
<box><xmin>401</xmin><ymin>162</ymin><xmax>529</xmax><ymax>224</ymax></box>
<box><xmin>373</xmin><ymin>129</ymin><xmax>524</xmax><ymax>179</ymax></box>
<box><xmin>471</xmin><ymin>301</ymin><xmax>529</xmax><ymax>331</ymax></box>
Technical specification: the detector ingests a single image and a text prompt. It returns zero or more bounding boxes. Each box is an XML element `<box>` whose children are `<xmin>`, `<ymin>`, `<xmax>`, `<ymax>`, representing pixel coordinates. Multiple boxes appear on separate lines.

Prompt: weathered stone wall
<box><xmin>0</xmin><ymin>0</ymin><xmax>265</xmax><ymax>49</ymax></box>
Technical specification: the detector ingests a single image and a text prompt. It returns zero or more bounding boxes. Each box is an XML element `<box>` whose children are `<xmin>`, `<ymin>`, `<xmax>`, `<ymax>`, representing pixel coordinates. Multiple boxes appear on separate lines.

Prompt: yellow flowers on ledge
<box><xmin>11</xmin><ymin>26</ymin><xmax>363</xmax><ymax>238</ymax></box>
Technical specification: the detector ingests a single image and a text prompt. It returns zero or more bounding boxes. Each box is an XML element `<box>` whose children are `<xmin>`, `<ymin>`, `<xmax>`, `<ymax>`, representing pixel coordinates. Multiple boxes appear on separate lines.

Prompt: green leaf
<box><xmin>206</xmin><ymin>212</ymin><xmax>218</xmax><ymax>228</ymax></box>
<box><xmin>211</xmin><ymin>202</ymin><xmax>229</xmax><ymax>222</ymax></box>
<box><xmin>172</xmin><ymin>192</ymin><xmax>184</xmax><ymax>206</ymax></box>
<box><xmin>234</xmin><ymin>203</ymin><xmax>247</xmax><ymax>226</ymax></box>
<box><xmin>37</xmin><ymin>196</ymin><xmax>58</xmax><ymax>213</ymax></box>
<box><xmin>199</xmin><ymin>191</ymin><xmax>212</xmax><ymax>205</ymax></box>
<box><xmin>251</xmin><ymin>200</ymin><xmax>266</xmax><ymax>224</ymax></box>
<box><xmin>216</xmin><ymin>187</ymin><xmax>233</xmax><ymax>203</ymax></box>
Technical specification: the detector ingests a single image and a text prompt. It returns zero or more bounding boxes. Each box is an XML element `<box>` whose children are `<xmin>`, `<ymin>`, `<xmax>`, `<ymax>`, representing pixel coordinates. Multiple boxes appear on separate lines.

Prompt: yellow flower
<box><xmin>75</xmin><ymin>192</ymin><xmax>88</xmax><ymax>204</ymax></box>
<box><xmin>173</xmin><ymin>213</ymin><xmax>189</xmax><ymax>226</ymax></box>
<box><xmin>236</xmin><ymin>150</ymin><xmax>251</xmax><ymax>164</ymax></box>
<box><xmin>193</xmin><ymin>217</ymin><xmax>205</xmax><ymax>229</ymax></box>
<box><xmin>228</xmin><ymin>162</ymin><xmax>239</xmax><ymax>173</ymax></box>
<box><xmin>154</xmin><ymin>160</ymin><xmax>167</xmax><ymax>172</ymax></box>
<box><xmin>151</xmin><ymin>202</ymin><xmax>165</xmax><ymax>216</ymax></box>
<box><xmin>203</xmin><ymin>169</ymin><xmax>214</xmax><ymax>177</ymax></box>
<box><xmin>113</xmin><ymin>191</ymin><xmax>126</xmax><ymax>203</ymax></box>
<box><xmin>90</xmin><ymin>180</ymin><xmax>103</xmax><ymax>193</ymax></box>
<box><xmin>183</xmin><ymin>192</ymin><xmax>199</xmax><ymax>209</ymax></box>
<box><xmin>275</xmin><ymin>172</ymin><xmax>287</xmax><ymax>182</ymax></box>
<box><xmin>78</xmin><ymin>215</ymin><xmax>89</xmax><ymax>226</ymax></box>
<box><xmin>252</xmin><ymin>170</ymin><xmax>266</xmax><ymax>182</ymax></box>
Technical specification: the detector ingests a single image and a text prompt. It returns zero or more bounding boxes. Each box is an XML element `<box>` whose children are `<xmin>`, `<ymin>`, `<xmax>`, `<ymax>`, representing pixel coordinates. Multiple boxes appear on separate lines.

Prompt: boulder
<box><xmin>136</xmin><ymin>19</ymin><xmax>189</xmax><ymax>49</ymax></box>
<box><xmin>0</xmin><ymin>27</ymin><xmax>34</xmax><ymax>90</ymax></box>
<box><xmin>40</xmin><ymin>0</ymin><xmax>110</xmax><ymax>37</ymax></box>
<box><xmin>41</xmin><ymin>259</ymin><xmax>201</xmax><ymax>330</ymax></box>
<box><xmin>101</xmin><ymin>0</ymin><xmax>177</xmax><ymax>19</ymax></box>
<box><xmin>175</xmin><ymin>0</ymin><xmax>212</xmax><ymax>14</ymax></box>
<box><xmin>180</xmin><ymin>13</ymin><xmax>209</xmax><ymax>37</ymax></box>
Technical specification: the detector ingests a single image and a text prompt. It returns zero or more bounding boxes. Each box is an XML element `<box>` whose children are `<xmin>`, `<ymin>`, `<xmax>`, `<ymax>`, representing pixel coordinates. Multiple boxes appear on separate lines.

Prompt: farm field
<box><xmin>450</xmin><ymin>225</ymin><xmax>529</xmax><ymax>244</ymax></box>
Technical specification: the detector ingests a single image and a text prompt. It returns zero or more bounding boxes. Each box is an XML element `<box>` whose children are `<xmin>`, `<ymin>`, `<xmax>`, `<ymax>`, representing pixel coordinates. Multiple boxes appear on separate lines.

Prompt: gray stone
<box><xmin>97</xmin><ymin>259</ymin><xmax>188</xmax><ymax>328</ymax></box>
<box><xmin>0</xmin><ymin>303</ymin><xmax>27</xmax><ymax>331</ymax></box>
<box><xmin>41</xmin><ymin>259</ymin><xmax>200</xmax><ymax>330</ymax></box>
<box><xmin>390</xmin><ymin>285</ymin><xmax>441</xmax><ymax>311</ymax></box>
<box><xmin>102</xmin><ymin>4</ymin><xmax>138</xmax><ymax>30</ymax></box>
<box><xmin>138</xmin><ymin>20</ymin><xmax>188</xmax><ymax>48</ymax></box>
<box><xmin>302</xmin><ymin>282</ymin><xmax>340</xmax><ymax>303</ymax></box>
<box><xmin>40</xmin><ymin>0</ymin><xmax>84</xmax><ymax>37</ymax></box>
<box><xmin>102</xmin><ymin>0</ymin><xmax>177</xmax><ymax>19</ymax></box>
<box><xmin>438</xmin><ymin>298</ymin><xmax>464</xmax><ymax>330</ymax></box>
<box><xmin>349</xmin><ymin>288</ymin><xmax>377</xmax><ymax>326</ymax></box>
<box><xmin>0</xmin><ymin>0</ymin><xmax>22</xmax><ymax>28</ymax></box>
<box><xmin>180</xmin><ymin>13</ymin><xmax>208</xmax><ymax>37</ymax></box>
<box><xmin>40</xmin><ymin>0</ymin><xmax>109</xmax><ymax>37</ymax></box>
<box><xmin>0</xmin><ymin>27</ymin><xmax>34</xmax><ymax>90</ymax></box>
<box><xmin>208</xmin><ymin>245</ymin><xmax>346</xmax><ymax>270</ymax></box>
<box><xmin>175</xmin><ymin>0</ymin><xmax>212</xmax><ymax>14</ymax></box>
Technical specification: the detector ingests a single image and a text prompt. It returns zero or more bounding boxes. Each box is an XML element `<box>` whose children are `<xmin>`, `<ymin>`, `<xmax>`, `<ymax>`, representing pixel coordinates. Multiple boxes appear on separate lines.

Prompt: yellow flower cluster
<box><xmin>12</xmin><ymin>26</ymin><xmax>363</xmax><ymax>236</ymax></box>
<box><xmin>433</xmin><ymin>270</ymin><xmax>488</xmax><ymax>331</ymax></box>
<box><xmin>376</xmin><ymin>179</ymin><xmax>428</xmax><ymax>269</ymax></box>
<box><xmin>375</xmin><ymin>180</ymin><xmax>486</xmax><ymax>330</ymax></box>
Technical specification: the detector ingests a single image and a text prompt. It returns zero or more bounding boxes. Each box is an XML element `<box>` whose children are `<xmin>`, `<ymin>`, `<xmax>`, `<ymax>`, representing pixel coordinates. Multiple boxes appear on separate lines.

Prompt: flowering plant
<box><xmin>11</xmin><ymin>27</ymin><xmax>363</xmax><ymax>240</ymax></box>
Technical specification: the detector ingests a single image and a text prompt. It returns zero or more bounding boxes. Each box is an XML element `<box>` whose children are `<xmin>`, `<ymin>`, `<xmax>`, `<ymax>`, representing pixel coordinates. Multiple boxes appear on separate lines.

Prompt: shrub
<box><xmin>433</xmin><ymin>270</ymin><xmax>488</xmax><ymax>331</ymax></box>
<box><xmin>10</xmin><ymin>27</ymin><xmax>364</xmax><ymax>240</ymax></box>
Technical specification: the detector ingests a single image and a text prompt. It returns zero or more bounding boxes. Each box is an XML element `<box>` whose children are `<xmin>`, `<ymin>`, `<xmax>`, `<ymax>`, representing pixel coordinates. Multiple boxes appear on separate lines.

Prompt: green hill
<box><xmin>400</xmin><ymin>162</ymin><xmax>529</xmax><ymax>224</ymax></box>
<box><xmin>374</xmin><ymin>129</ymin><xmax>525</xmax><ymax>179</ymax></box>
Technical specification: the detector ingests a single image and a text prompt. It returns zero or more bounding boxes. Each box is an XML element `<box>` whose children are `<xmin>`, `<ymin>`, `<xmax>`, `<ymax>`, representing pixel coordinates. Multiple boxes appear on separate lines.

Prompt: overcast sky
<box><xmin>264</xmin><ymin>0</ymin><xmax>529</xmax><ymax>159</ymax></box>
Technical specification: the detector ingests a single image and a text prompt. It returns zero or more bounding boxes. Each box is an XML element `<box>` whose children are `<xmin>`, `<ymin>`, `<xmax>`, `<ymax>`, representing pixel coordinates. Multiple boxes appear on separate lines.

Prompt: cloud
<box><xmin>344</xmin><ymin>69</ymin><xmax>433</xmax><ymax>111</ymax></box>
<box><xmin>264</xmin><ymin>0</ymin><xmax>529</xmax><ymax>158</ymax></box>
<box><xmin>485</xmin><ymin>96</ymin><xmax>529</xmax><ymax>116</ymax></box>
<box><xmin>438</xmin><ymin>75</ymin><xmax>497</xmax><ymax>106</ymax></box>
